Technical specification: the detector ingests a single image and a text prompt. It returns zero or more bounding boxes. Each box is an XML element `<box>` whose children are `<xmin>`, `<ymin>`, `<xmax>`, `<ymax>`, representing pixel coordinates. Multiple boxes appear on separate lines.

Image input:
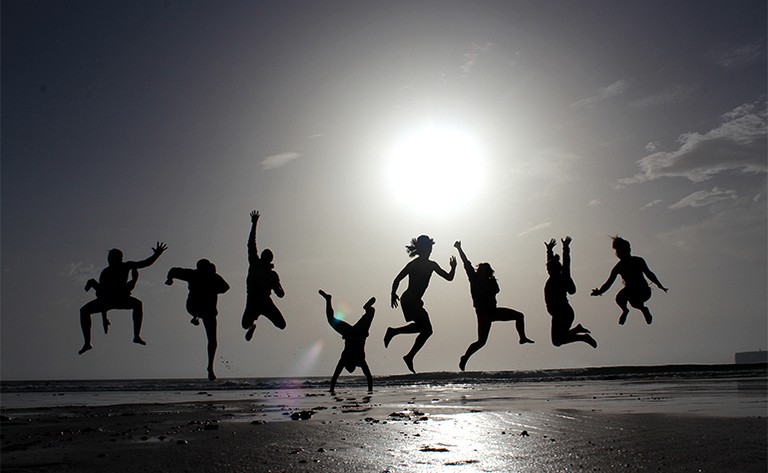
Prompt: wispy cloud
<box><xmin>507</xmin><ymin>147</ymin><xmax>582</xmax><ymax>200</ymax></box>
<box><xmin>460</xmin><ymin>41</ymin><xmax>493</xmax><ymax>76</ymax></box>
<box><xmin>60</xmin><ymin>261</ymin><xmax>96</xmax><ymax>283</ymax></box>
<box><xmin>629</xmin><ymin>85</ymin><xmax>694</xmax><ymax>109</ymax></box>
<box><xmin>714</xmin><ymin>42</ymin><xmax>764</xmax><ymax>68</ymax></box>
<box><xmin>571</xmin><ymin>80</ymin><xmax>630</xmax><ymax>109</ymax></box>
<box><xmin>619</xmin><ymin>99</ymin><xmax>767</xmax><ymax>185</ymax></box>
<box><xmin>516</xmin><ymin>222</ymin><xmax>551</xmax><ymax>237</ymax></box>
<box><xmin>261</xmin><ymin>152</ymin><xmax>301</xmax><ymax>170</ymax></box>
<box><xmin>668</xmin><ymin>187</ymin><xmax>737</xmax><ymax>210</ymax></box>
<box><xmin>641</xmin><ymin>199</ymin><xmax>664</xmax><ymax>210</ymax></box>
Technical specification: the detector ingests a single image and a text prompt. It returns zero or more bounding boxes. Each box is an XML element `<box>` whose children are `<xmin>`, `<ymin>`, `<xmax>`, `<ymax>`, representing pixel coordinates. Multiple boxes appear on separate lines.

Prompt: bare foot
<box><xmin>519</xmin><ymin>337</ymin><xmax>535</xmax><ymax>344</ymax></box>
<box><xmin>383</xmin><ymin>328</ymin><xmax>394</xmax><ymax>348</ymax></box>
<box><xmin>574</xmin><ymin>323</ymin><xmax>590</xmax><ymax>334</ymax></box>
<box><xmin>133</xmin><ymin>337</ymin><xmax>147</xmax><ymax>346</ymax></box>
<box><xmin>585</xmin><ymin>335</ymin><xmax>598</xmax><ymax>349</ymax></box>
<box><xmin>403</xmin><ymin>355</ymin><xmax>416</xmax><ymax>374</ymax></box>
<box><xmin>207</xmin><ymin>369</ymin><xmax>216</xmax><ymax>381</ymax></box>
<box><xmin>78</xmin><ymin>344</ymin><xmax>93</xmax><ymax>355</ymax></box>
<box><xmin>459</xmin><ymin>355</ymin><xmax>468</xmax><ymax>372</ymax></box>
<box><xmin>618</xmin><ymin>310</ymin><xmax>629</xmax><ymax>325</ymax></box>
<box><xmin>318</xmin><ymin>289</ymin><xmax>331</xmax><ymax>300</ymax></box>
<box><xmin>245</xmin><ymin>324</ymin><xmax>256</xmax><ymax>341</ymax></box>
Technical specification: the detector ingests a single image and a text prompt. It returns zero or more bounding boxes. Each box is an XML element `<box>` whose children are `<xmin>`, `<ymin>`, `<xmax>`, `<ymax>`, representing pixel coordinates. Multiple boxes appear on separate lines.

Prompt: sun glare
<box><xmin>384</xmin><ymin>124</ymin><xmax>488</xmax><ymax>215</ymax></box>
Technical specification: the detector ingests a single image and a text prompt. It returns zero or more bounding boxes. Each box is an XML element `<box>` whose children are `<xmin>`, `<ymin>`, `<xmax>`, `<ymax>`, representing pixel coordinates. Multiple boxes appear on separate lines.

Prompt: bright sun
<box><xmin>384</xmin><ymin>124</ymin><xmax>487</xmax><ymax>215</ymax></box>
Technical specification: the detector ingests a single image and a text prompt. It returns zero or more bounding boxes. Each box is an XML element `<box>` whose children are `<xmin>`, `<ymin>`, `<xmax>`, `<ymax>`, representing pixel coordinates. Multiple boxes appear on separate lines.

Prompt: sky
<box><xmin>2</xmin><ymin>0</ymin><xmax>766</xmax><ymax>381</ymax></box>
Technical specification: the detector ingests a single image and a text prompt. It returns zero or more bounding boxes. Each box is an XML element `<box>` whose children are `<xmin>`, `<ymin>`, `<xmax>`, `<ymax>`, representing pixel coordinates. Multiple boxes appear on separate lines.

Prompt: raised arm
<box><xmin>641</xmin><ymin>258</ymin><xmax>668</xmax><ymax>292</ymax></box>
<box><xmin>561</xmin><ymin>237</ymin><xmax>576</xmax><ymax>294</ymax></box>
<box><xmin>454</xmin><ymin>241</ymin><xmax>473</xmax><ymax>276</ymax></box>
<box><xmin>165</xmin><ymin>267</ymin><xmax>192</xmax><ymax>285</ymax></box>
<box><xmin>248</xmin><ymin>211</ymin><xmax>260</xmax><ymax>264</ymax></box>
<box><xmin>131</xmin><ymin>242</ymin><xmax>168</xmax><ymax>269</ymax></box>
<box><xmin>433</xmin><ymin>256</ymin><xmax>457</xmax><ymax>281</ymax></box>
<box><xmin>545</xmin><ymin>239</ymin><xmax>557</xmax><ymax>263</ymax></box>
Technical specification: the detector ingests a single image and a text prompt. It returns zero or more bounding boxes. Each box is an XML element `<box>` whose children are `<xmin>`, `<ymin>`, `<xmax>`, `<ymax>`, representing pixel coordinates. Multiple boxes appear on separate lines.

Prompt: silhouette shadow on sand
<box><xmin>384</xmin><ymin>235</ymin><xmax>456</xmax><ymax>374</ymax></box>
<box><xmin>78</xmin><ymin>242</ymin><xmax>167</xmax><ymax>354</ymax></box>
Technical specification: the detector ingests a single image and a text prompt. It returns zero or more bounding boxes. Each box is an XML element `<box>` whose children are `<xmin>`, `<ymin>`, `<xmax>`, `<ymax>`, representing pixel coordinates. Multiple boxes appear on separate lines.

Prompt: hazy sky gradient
<box><xmin>2</xmin><ymin>0</ymin><xmax>766</xmax><ymax>380</ymax></box>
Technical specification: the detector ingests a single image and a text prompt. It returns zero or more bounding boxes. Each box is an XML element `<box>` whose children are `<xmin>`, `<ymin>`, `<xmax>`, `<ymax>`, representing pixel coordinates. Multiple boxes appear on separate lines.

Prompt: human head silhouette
<box><xmin>261</xmin><ymin>249</ymin><xmax>274</xmax><ymax>264</ymax></box>
<box><xmin>476</xmin><ymin>262</ymin><xmax>494</xmax><ymax>279</ymax></box>
<box><xmin>611</xmin><ymin>236</ymin><xmax>631</xmax><ymax>259</ymax></box>
<box><xmin>196</xmin><ymin>259</ymin><xmax>214</xmax><ymax>273</ymax></box>
<box><xmin>546</xmin><ymin>255</ymin><xmax>562</xmax><ymax>275</ymax></box>
<box><xmin>406</xmin><ymin>235</ymin><xmax>434</xmax><ymax>257</ymax></box>
<box><xmin>107</xmin><ymin>248</ymin><xmax>123</xmax><ymax>266</ymax></box>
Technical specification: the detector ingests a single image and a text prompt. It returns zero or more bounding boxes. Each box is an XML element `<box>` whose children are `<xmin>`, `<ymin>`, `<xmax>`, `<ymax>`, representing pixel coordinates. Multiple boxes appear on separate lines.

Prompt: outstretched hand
<box><xmin>449</xmin><ymin>255</ymin><xmax>457</xmax><ymax>268</ymax></box>
<box><xmin>391</xmin><ymin>293</ymin><xmax>400</xmax><ymax>309</ymax></box>
<box><xmin>658</xmin><ymin>285</ymin><xmax>669</xmax><ymax>293</ymax></box>
<box><xmin>453</xmin><ymin>240</ymin><xmax>462</xmax><ymax>249</ymax></box>
<box><xmin>250</xmin><ymin>210</ymin><xmax>260</xmax><ymax>223</ymax></box>
<box><xmin>545</xmin><ymin>239</ymin><xmax>557</xmax><ymax>251</ymax></box>
<box><xmin>152</xmin><ymin>242</ymin><xmax>168</xmax><ymax>255</ymax></box>
<box><xmin>562</xmin><ymin>236</ymin><xmax>572</xmax><ymax>247</ymax></box>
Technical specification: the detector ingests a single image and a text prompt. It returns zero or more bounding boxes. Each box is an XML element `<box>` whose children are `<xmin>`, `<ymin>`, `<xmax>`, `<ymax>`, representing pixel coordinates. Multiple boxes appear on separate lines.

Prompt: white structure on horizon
<box><xmin>734</xmin><ymin>350</ymin><xmax>768</xmax><ymax>364</ymax></box>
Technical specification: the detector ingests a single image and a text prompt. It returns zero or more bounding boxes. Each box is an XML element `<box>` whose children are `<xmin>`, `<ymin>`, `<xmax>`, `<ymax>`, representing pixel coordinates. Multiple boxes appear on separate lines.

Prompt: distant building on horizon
<box><xmin>734</xmin><ymin>350</ymin><xmax>768</xmax><ymax>364</ymax></box>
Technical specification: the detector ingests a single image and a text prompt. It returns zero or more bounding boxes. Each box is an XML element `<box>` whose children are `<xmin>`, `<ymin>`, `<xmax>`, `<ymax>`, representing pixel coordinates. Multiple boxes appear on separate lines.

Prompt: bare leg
<box><xmin>101</xmin><ymin>312</ymin><xmax>111</xmax><ymax>334</ymax></box>
<box><xmin>403</xmin><ymin>321</ymin><xmax>433</xmax><ymax>374</ymax></box>
<box><xmin>616</xmin><ymin>290</ymin><xmax>630</xmax><ymax>325</ymax></box>
<box><xmin>129</xmin><ymin>297</ymin><xmax>146</xmax><ymax>345</ymax></box>
<box><xmin>461</xmin><ymin>318</ymin><xmax>491</xmax><ymax>371</ymax></box>
<box><xmin>201</xmin><ymin>315</ymin><xmax>218</xmax><ymax>381</ymax></box>
<box><xmin>384</xmin><ymin>323</ymin><xmax>420</xmax><ymax>347</ymax></box>
<box><xmin>79</xmin><ymin>307</ymin><xmax>94</xmax><ymax>355</ymax></box>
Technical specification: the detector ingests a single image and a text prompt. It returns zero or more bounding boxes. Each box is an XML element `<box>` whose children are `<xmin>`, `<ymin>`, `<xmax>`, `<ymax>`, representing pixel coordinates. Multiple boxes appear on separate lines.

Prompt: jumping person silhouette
<box><xmin>384</xmin><ymin>235</ymin><xmax>456</xmax><ymax>374</ymax></box>
<box><xmin>544</xmin><ymin>237</ymin><xmax>597</xmax><ymax>348</ymax></box>
<box><xmin>242</xmin><ymin>211</ymin><xmax>285</xmax><ymax>341</ymax></box>
<box><xmin>78</xmin><ymin>242</ymin><xmax>167</xmax><ymax>355</ymax></box>
<box><xmin>166</xmin><ymin>259</ymin><xmax>230</xmax><ymax>381</ymax></box>
<box><xmin>319</xmin><ymin>290</ymin><xmax>375</xmax><ymax>393</ymax></box>
<box><xmin>454</xmin><ymin>241</ymin><xmax>534</xmax><ymax>371</ymax></box>
<box><xmin>84</xmin><ymin>268</ymin><xmax>138</xmax><ymax>335</ymax></box>
<box><xmin>591</xmin><ymin>236</ymin><xmax>668</xmax><ymax>325</ymax></box>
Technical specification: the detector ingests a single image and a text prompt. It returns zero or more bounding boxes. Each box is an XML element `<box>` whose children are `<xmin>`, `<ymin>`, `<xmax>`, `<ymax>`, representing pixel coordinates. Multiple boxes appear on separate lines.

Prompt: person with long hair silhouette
<box><xmin>384</xmin><ymin>235</ymin><xmax>456</xmax><ymax>374</ymax></box>
<box><xmin>454</xmin><ymin>241</ymin><xmax>534</xmax><ymax>371</ymax></box>
<box><xmin>591</xmin><ymin>236</ymin><xmax>668</xmax><ymax>325</ymax></box>
<box><xmin>242</xmin><ymin>211</ymin><xmax>285</xmax><ymax>341</ymax></box>
<box><xmin>166</xmin><ymin>259</ymin><xmax>230</xmax><ymax>381</ymax></box>
<box><xmin>319</xmin><ymin>290</ymin><xmax>375</xmax><ymax>393</ymax></box>
<box><xmin>84</xmin><ymin>268</ymin><xmax>138</xmax><ymax>335</ymax></box>
<box><xmin>78</xmin><ymin>242</ymin><xmax>167</xmax><ymax>354</ymax></box>
<box><xmin>544</xmin><ymin>237</ymin><xmax>597</xmax><ymax>348</ymax></box>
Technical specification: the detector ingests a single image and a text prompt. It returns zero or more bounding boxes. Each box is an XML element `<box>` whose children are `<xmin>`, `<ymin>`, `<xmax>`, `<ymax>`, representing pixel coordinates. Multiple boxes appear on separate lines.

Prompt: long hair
<box><xmin>406</xmin><ymin>235</ymin><xmax>434</xmax><ymax>257</ymax></box>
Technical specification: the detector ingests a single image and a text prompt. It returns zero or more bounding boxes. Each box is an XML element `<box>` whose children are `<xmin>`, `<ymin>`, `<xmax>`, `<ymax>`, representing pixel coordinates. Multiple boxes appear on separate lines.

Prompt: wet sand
<box><xmin>2</xmin><ymin>385</ymin><xmax>766</xmax><ymax>472</ymax></box>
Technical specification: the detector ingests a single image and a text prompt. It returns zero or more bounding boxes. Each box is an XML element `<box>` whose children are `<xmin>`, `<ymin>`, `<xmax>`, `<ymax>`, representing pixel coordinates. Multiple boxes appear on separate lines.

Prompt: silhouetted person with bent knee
<box><xmin>319</xmin><ymin>290</ymin><xmax>375</xmax><ymax>393</ymax></box>
<box><xmin>242</xmin><ymin>211</ymin><xmax>285</xmax><ymax>341</ymax></box>
<box><xmin>384</xmin><ymin>235</ymin><xmax>456</xmax><ymax>374</ymax></box>
<box><xmin>78</xmin><ymin>242</ymin><xmax>167</xmax><ymax>354</ymax></box>
<box><xmin>454</xmin><ymin>241</ymin><xmax>534</xmax><ymax>371</ymax></box>
<box><xmin>591</xmin><ymin>236</ymin><xmax>668</xmax><ymax>325</ymax></box>
<box><xmin>84</xmin><ymin>268</ymin><xmax>138</xmax><ymax>335</ymax></box>
<box><xmin>544</xmin><ymin>237</ymin><xmax>597</xmax><ymax>348</ymax></box>
<box><xmin>166</xmin><ymin>259</ymin><xmax>230</xmax><ymax>381</ymax></box>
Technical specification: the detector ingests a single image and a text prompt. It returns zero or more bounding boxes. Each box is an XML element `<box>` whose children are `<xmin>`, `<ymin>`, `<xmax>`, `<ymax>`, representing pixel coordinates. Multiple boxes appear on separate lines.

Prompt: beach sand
<box><xmin>2</xmin><ymin>382</ymin><xmax>766</xmax><ymax>473</ymax></box>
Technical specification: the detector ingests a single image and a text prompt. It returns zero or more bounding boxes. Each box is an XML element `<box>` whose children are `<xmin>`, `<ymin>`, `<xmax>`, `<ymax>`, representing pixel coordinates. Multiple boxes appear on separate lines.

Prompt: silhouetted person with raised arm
<box><xmin>319</xmin><ymin>290</ymin><xmax>375</xmax><ymax>393</ymax></box>
<box><xmin>454</xmin><ymin>241</ymin><xmax>534</xmax><ymax>371</ymax></box>
<box><xmin>242</xmin><ymin>211</ymin><xmax>285</xmax><ymax>341</ymax></box>
<box><xmin>384</xmin><ymin>235</ymin><xmax>456</xmax><ymax>374</ymax></box>
<box><xmin>591</xmin><ymin>236</ymin><xmax>668</xmax><ymax>325</ymax></box>
<box><xmin>166</xmin><ymin>259</ymin><xmax>230</xmax><ymax>381</ymax></box>
<box><xmin>84</xmin><ymin>268</ymin><xmax>138</xmax><ymax>335</ymax></box>
<box><xmin>544</xmin><ymin>237</ymin><xmax>597</xmax><ymax>348</ymax></box>
<box><xmin>78</xmin><ymin>242</ymin><xmax>167</xmax><ymax>355</ymax></box>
